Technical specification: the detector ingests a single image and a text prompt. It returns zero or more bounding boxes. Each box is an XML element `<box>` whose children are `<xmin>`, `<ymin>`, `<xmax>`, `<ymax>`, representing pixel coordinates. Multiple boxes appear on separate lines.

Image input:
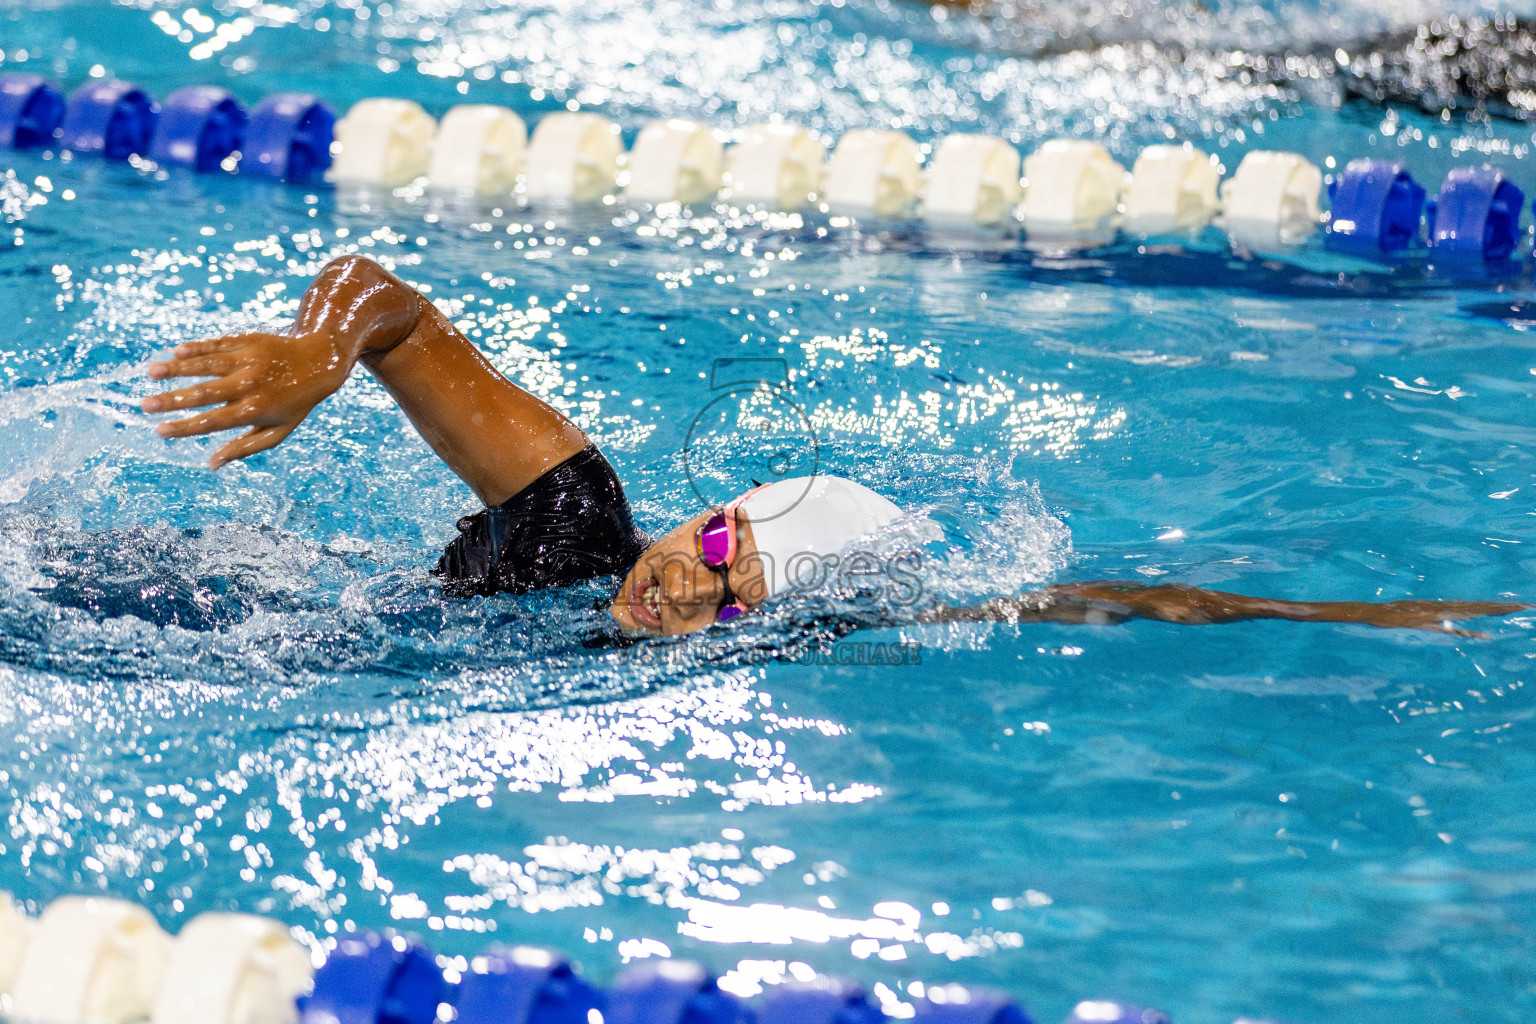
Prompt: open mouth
<box><xmin>629</xmin><ymin>575</ymin><xmax>663</xmax><ymax>631</ymax></box>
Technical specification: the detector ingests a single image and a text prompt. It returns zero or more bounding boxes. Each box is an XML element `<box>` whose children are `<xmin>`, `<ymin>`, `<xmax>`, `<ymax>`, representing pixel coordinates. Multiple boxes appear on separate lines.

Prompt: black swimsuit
<box><xmin>433</xmin><ymin>445</ymin><xmax>649</xmax><ymax>597</ymax></box>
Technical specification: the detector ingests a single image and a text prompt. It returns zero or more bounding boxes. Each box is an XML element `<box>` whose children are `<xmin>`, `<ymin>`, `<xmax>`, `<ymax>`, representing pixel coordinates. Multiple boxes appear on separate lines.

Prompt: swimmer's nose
<box><xmin>661</xmin><ymin>554</ymin><xmax>725</xmax><ymax>612</ymax></box>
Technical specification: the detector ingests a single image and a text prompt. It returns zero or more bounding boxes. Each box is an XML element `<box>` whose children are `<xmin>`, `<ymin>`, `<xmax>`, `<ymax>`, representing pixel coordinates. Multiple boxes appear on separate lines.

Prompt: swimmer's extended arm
<box><xmin>142</xmin><ymin>255</ymin><xmax>587</xmax><ymax>506</ymax></box>
<box><xmin>920</xmin><ymin>582</ymin><xmax>1529</xmax><ymax>636</ymax></box>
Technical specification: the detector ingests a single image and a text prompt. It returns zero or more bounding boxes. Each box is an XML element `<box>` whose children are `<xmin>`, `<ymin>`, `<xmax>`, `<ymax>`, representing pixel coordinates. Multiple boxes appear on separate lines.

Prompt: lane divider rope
<box><xmin>0</xmin><ymin>891</ymin><xmax>1295</xmax><ymax>1024</ymax></box>
<box><xmin>0</xmin><ymin>72</ymin><xmax>1528</xmax><ymax>262</ymax></box>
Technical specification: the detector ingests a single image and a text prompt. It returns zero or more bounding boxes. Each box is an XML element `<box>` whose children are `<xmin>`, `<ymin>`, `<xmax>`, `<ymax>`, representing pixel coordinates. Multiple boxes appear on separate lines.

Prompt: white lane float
<box><xmin>1021</xmin><ymin>139</ymin><xmax>1127</xmax><ymax>229</ymax></box>
<box><xmin>923</xmin><ymin>133</ymin><xmax>1022</xmax><ymax>227</ymax></box>
<box><xmin>823</xmin><ymin>128</ymin><xmax>922</xmax><ymax>218</ymax></box>
<box><xmin>2</xmin><ymin>72</ymin><xmax>1459</xmax><ymax>270</ymax></box>
<box><xmin>725</xmin><ymin>123</ymin><xmax>826</xmax><ymax>209</ymax></box>
<box><xmin>1219</xmin><ymin>149</ymin><xmax>1323</xmax><ymax>249</ymax></box>
<box><xmin>0</xmin><ymin>892</ymin><xmax>31</xmax><ymax>998</ymax></box>
<box><xmin>625</xmin><ymin>118</ymin><xmax>724</xmax><ymax>205</ymax></box>
<box><xmin>1122</xmin><ymin>143</ymin><xmax>1221</xmax><ymax>235</ymax></box>
<box><xmin>331</xmin><ymin>98</ymin><xmax>436</xmax><ymax>187</ymax></box>
<box><xmin>427</xmin><ymin>104</ymin><xmax>526</xmax><ymax>197</ymax></box>
<box><xmin>524</xmin><ymin>111</ymin><xmax>623</xmax><ymax>202</ymax></box>
<box><xmin>149</xmin><ymin>913</ymin><xmax>312</xmax><ymax>1024</ymax></box>
<box><xmin>9</xmin><ymin>896</ymin><xmax>171</xmax><ymax>1023</ymax></box>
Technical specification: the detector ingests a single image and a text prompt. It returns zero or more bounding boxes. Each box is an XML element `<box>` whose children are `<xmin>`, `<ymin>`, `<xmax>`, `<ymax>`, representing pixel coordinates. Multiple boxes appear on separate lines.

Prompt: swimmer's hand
<box><xmin>141</xmin><ymin>256</ymin><xmax>424</xmax><ymax>469</ymax></box>
<box><xmin>921</xmin><ymin>582</ymin><xmax>1531</xmax><ymax>637</ymax></box>
<box><xmin>141</xmin><ymin>255</ymin><xmax>587</xmax><ymax>501</ymax></box>
<box><xmin>143</xmin><ymin>330</ymin><xmax>358</xmax><ymax>468</ymax></box>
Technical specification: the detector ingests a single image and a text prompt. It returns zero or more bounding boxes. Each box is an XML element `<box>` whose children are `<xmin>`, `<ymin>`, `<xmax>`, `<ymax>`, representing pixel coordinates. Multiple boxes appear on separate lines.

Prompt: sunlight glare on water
<box><xmin>1</xmin><ymin>0</ymin><xmax>1536</xmax><ymax>1021</ymax></box>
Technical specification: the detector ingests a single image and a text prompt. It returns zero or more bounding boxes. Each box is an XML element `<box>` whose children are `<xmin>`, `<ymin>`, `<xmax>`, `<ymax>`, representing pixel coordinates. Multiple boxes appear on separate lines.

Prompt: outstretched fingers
<box><xmin>1380</xmin><ymin>600</ymin><xmax>1532</xmax><ymax>629</ymax></box>
<box><xmin>173</xmin><ymin>335</ymin><xmax>256</xmax><ymax>359</ymax></box>
<box><xmin>145</xmin><ymin>333</ymin><xmax>261</xmax><ymax>381</ymax></box>
<box><xmin>147</xmin><ymin>353</ymin><xmax>239</xmax><ymax>382</ymax></box>
<box><xmin>142</xmin><ymin>376</ymin><xmax>247</xmax><ymax>414</ymax></box>
<box><xmin>155</xmin><ymin>401</ymin><xmax>259</xmax><ymax>440</ymax></box>
<box><xmin>1436</xmin><ymin>600</ymin><xmax>1532</xmax><ymax>619</ymax></box>
<box><xmin>210</xmin><ymin>423</ymin><xmax>295</xmax><ymax>469</ymax></box>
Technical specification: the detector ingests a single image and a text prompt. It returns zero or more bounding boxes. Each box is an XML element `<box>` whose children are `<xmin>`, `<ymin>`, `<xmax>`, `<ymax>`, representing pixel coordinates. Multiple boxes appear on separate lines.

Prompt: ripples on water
<box><xmin>1</xmin><ymin>1</ymin><xmax>1536</xmax><ymax>1022</ymax></box>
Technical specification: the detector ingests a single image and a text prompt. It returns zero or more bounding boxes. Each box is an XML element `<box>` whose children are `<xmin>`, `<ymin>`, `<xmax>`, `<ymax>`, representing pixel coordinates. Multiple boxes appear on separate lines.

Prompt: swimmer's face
<box><xmin>609</xmin><ymin>509</ymin><xmax>770</xmax><ymax>636</ymax></box>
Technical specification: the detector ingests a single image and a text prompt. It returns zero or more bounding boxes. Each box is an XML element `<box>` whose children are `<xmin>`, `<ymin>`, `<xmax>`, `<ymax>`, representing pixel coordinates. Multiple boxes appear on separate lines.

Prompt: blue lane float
<box><xmin>0</xmin><ymin>73</ymin><xmax>64</xmax><ymax>150</ymax></box>
<box><xmin>454</xmin><ymin>946</ymin><xmax>603</xmax><ymax>1024</ymax></box>
<box><xmin>605</xmin><ymin>960</ymin><xmax>755</xmax><ymax>1024</ymax></box>
<box><xmin>758</xmin><ymin>978</ymin><xmax>885</xmax><ymax>1024</ymax></box>
<box><xmin>298</xmin><ymin>932</ymin><xmax>444</xmax><ymax>1024</ymax></box>
<box><xmin>245</xmin><ymin>91</ymin><xmax>335</xmax><ymax>182</ymax></box>
<box><xmin>915</xmin><ymin>986</ymin><xmax>1033</xmax><ymax>1023</ymax></box>
<box><xmin>150</xmin><ymin>85</ymin><xmax>246</xmax><ymax>172</ymax></box>
<box><xmin>0</xmin><ymin>896</ymin><xmax>1194</xmax><ymax>1024</ymax></box>
<box><xmin>1325</xmin><ymin>158</ymin><xmax>1425</xmax><ymax>252</ymax></box>
<box><xmin>1426</xmin><ymin>164</ymin><xmax>1525</xmax><ymax>260</ymax></box>
<box><xmin>60</xmin><ymin>78</ymin><xmax>157</xmax><ymax>159</ymax></box>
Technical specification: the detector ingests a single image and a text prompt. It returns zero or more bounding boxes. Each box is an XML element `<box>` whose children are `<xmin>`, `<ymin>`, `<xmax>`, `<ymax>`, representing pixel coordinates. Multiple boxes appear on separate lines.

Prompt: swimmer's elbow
<box><xmin>316</xmin><ymin>254</ymin><xmax>421</xmax><ymax>316</ymax></box>
<box><xmin>299</xmin><ymin>255</ymin><xmax>424</xmax><ymax>357</ymax></box>
<box><xmin>319</xmin><ymin>253</ymin><xmax>396</xmax><ymax>292</ymax></box>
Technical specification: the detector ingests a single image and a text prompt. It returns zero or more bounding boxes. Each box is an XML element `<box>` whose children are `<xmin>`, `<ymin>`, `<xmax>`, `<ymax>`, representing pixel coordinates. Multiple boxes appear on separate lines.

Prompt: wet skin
<box><xmin>143</xmin><ymin>255</ymin><xmax>1530</xmax><ymax>638</ymax></box>
<box><xmin>607</xmin><ymin>510</ymin><xmax>771</xmax><ymax>636</ymax></box>
<box><xmin>922</xmin><ymin>583</ymin><xmax>1530</xmax><ymax>638</ymax></box>
<box><xmin>143</xmin><ymin>253</ymin><xmax>586</xmax><ymax>502</ymax></box>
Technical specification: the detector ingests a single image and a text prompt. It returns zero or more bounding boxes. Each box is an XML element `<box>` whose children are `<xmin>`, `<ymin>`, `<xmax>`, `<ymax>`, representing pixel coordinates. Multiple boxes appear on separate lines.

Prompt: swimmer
<box><xmin>919</xmin><ymin>7</ymin><xmax>1536</xmax><ymax>126</ymax></box>
<box><xmin>142</xmin><ymin>256</ymin><xmax>1527</xmax><ymax>638</ymax></box>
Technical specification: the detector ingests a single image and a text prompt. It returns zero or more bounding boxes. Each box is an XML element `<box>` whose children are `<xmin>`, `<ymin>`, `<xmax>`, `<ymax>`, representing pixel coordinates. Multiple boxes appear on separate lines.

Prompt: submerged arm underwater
<box><xmin>921</xmin><ymin>582</ymin><xmax>1530</xmax><ymax>637</ymax></box>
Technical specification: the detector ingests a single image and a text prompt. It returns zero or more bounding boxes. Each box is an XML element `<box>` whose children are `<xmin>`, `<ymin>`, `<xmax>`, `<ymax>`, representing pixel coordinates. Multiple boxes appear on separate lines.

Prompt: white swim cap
<box><xmin>737</xmin><ymin>475</ymin><xmax>906</xmax><ymax>597</ymax></box>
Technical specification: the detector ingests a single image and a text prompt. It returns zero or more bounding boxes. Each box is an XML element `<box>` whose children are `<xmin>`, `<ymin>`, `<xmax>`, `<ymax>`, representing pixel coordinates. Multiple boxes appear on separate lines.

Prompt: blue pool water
<box><xmin>4</xmin><ymin>1</ymin><xmax>1536</xmax><ymax>1021</ymax></box>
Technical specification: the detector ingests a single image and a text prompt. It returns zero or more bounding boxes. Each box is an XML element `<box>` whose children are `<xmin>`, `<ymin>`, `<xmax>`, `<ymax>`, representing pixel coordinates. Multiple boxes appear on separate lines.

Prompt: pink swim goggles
<box><xmin>694</xmin><ymin>487</ymin><xmax>766</xmax><ymax>623</ymax></box>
